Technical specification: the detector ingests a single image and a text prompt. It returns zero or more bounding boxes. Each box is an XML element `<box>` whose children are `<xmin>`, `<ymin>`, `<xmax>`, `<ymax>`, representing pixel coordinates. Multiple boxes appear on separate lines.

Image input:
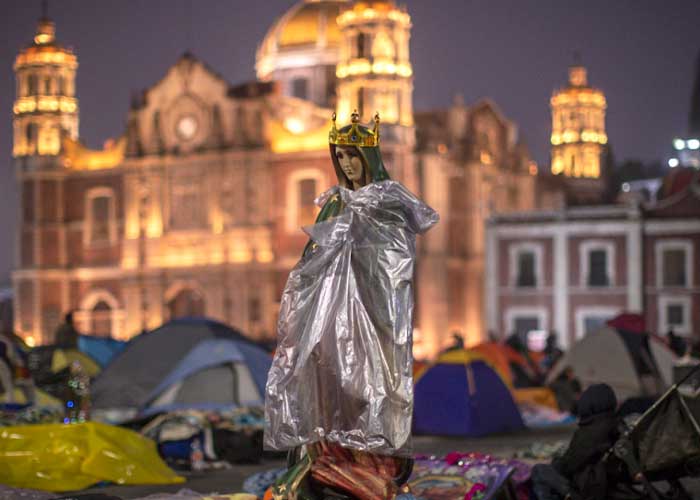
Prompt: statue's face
<box><xmin>335</xmin><ymin>146</ymin><xmax>365</xmax><ymax>184</ymax></box>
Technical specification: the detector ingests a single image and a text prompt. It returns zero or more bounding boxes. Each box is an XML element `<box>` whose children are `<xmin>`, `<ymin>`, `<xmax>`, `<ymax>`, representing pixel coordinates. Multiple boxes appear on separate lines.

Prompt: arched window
<box><xmin>26</xmin><ymin>123</ymin><xmax>37</xmax><ymax>143</ymax></box>
<box><xmin>167</xmin><ymin>288</ymin><xmax>205</xmax><ymax>320</ymax></box>
<box><xmin>77</xmin><ymin>289</ymin><xmax>123</xmax><ymax>339</ymax></box>
<box><xmin>372</xmin><ymin>31</ymin><xmax>395</xmax><ymax>59</ymax></box>
<box><xmin>356</xmin><ymin>33</ymin><xmax>366</xmax><ymax>58</ymax></box>
<box><xmin>27</xmin><ymin>74</ymin><xmax>38</xmax><ymax>95</ymax></box>
<box><xmin>285</xmin><ymin>169</ymin><xmax>326</xmax><ymax>233</ymax></box>
<box><xmin>92</xmin><ymin>300</ymin><xmax>112</xmax><ymax>337</ymax></box>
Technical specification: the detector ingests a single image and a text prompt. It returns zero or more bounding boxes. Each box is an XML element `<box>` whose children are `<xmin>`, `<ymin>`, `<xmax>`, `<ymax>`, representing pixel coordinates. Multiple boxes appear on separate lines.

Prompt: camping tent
<box><xmin>546</xmin><ymin>326</ymin><xmax>676</xmax><ymax>401</ymax></box>
<box><xmin>413</xmin><ymin>350</ymin><xmax>524</xmax><ymax>436</ymax></box>
<box><xmin>470</xmin><ymin>342</ymin><xmax>558</xmax><ymax>410</ymax></box>
<box><xmin>78</xmin><ymin>335</ymin><xmax>128</xmax><ymax>367</ymax></box>
<box><xmin>470</xmin><ymin>342</ymin><xmax>541</xmax><ymax>388</ymax></box>
<box><xmin>91</xmin><ymin>318</ymin><xmax>270</xmax><ymax>411</ymax></box>
<box><xmin>141</xmin><ymin>338</ymin><xmax>269</xmax><ymax>415</ymax></box>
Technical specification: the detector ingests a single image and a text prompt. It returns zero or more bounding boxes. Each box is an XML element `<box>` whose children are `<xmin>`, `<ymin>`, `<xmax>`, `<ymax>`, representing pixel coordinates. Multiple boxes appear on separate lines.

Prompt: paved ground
<box><xmin>73</xmin><ymin>426</ymin><xmax>576</xmax><ymax>499</ymax></box>
<box><xmin>61</xmin><ymin>425</ymin><xmax>700</xmax><ymax>499</ymax></box>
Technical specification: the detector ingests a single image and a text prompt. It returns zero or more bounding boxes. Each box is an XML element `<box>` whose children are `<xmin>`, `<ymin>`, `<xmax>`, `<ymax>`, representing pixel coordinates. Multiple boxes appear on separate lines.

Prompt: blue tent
<box><xmin>92</xmin><ymin>318</ymin><xmax>270</xmax><ymax>410</ymax></box>
<box><xmin>413</xmin><ymin>350</ymin><xmax>524</xmax><ymax>436</ymax></box>
<box><xmin>141</xmin><ymin>338</ymin><xmax>271</xmax><ymax>415</ymax></box>
<box><xmin>78</xmin><ymin>335</ymin><xmax>128</xmax><ymax>367</ymax></box>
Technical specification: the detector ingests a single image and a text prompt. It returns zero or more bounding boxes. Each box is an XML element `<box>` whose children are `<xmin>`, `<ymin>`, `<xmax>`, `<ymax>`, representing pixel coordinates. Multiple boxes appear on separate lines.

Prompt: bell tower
<box><xmin>335</xmin><ymin>1</ymin><xmax>413</xmax><ymax>128</ymax></box>
<box><xmin>13</xmin><ymin>5</ymin><xmax>79</xmax><ymax>160</ymax></box>
<box><xmin>550</xmin><ymin>63</ymin><xmax>607</xmax><ymax>178</ymax></box>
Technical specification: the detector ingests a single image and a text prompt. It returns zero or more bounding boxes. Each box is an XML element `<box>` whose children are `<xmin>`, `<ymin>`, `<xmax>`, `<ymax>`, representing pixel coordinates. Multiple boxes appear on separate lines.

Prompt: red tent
<box><xmin>607</xmin><ymin>313</ymin><xmax>646</xmax><ymax>334</ymax></box>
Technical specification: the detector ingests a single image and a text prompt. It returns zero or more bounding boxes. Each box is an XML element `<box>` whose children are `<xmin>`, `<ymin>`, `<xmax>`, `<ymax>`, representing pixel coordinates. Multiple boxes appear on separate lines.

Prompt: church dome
<box><xmin>256</xmin><ymin>0</ymin><xmax>348</xmax><ymax>81</ymax></box>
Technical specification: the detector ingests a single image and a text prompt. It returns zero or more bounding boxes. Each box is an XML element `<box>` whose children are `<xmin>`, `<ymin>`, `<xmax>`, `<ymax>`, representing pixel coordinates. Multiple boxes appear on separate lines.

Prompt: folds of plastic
<box><xmin>0</xmin><ymin>421</ymin><xmax>184</xmax><ymax>491</ymax></box>
<box><xmin>265</xmin><ymin>181</ymin><xmax>438</xmax><ymax>457</ymax></box>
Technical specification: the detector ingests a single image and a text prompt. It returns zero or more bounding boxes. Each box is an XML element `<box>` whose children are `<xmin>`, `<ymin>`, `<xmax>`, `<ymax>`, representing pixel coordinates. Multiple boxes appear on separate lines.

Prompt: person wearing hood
<box><xmin>531</xmin><ymin>383</ymin><xmax>620</xmax><ymax>500</ymax></box>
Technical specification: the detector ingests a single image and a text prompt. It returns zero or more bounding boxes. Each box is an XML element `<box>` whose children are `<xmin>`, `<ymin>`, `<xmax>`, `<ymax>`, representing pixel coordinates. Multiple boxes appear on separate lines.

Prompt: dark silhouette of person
<box><xmin>531</xmin><ymin>383</ymin><xmax>619</xmax><ymax>500</ymax></box>
<box><xmin>543</xmin><ymin>331</ymin><xmax>564</xmax><ymax>372</ymax></box>
<box><xmin>667</xmin><ymin>328</ymin><xmax>687</xmax><ymax>357</ymax></box>
<box><xmin>54</xmin><ymin>312</ymin><xmax>79</xmax><ymax>348</ymax></box>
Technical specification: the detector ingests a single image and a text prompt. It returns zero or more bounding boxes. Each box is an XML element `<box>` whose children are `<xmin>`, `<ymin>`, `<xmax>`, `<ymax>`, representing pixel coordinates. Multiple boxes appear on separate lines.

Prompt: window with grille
<box><xmin>516</xmin><ymin>251</ymin><xmax>536</xmax><ymax>288</ymax></box>
<box><xmin>663</xmin><ymin>249</ymin><xmax>687</xmax><ymax>287</ymax></box>
<box><xmin>588</xmin><ymin>249</ymin><xmax>609</xmax><ymax>287</ymax></box>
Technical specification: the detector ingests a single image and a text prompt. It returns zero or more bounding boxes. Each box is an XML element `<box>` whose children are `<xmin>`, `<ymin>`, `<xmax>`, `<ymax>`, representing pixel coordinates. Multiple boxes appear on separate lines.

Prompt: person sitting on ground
<box><xmin>530</xmin><ymin>383</ymin><xmax>620</xmax><ymax>500</ymax></box>
<box><xmin>54</xmin><ymin>311</ymin><xmax>79</xmax><ymax>349</ymax></box>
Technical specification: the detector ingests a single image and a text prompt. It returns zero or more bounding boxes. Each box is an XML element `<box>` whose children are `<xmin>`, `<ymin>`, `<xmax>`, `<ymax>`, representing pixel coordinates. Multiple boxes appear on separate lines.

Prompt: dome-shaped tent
<box><xmin>91</xmin><ymin>318</ymin><xmax>270</xmax><ymax>411</ymax></box>
<box><xmin>413</xmin><ymin>350</ymin><xmax>524</xmax><ymax>437</ymax></box>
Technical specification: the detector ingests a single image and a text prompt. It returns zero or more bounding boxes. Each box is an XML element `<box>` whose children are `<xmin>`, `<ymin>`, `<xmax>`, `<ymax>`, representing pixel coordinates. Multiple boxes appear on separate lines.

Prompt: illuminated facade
<box><xmin>13</xmin><ymin>1</ymin><xmax>537</xmax><ymax>358</ymax></box>
<box><xmin>551</xmin><ymin>65</ymin><xmax>607</xmax><ymax>178</ymax></box>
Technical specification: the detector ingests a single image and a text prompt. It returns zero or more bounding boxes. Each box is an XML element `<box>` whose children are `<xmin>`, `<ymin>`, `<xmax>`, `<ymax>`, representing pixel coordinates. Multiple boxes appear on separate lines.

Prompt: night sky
<box><xmin>1</xmin><ymin>0</ymin><xmax>699</xmax><ymax>284</ymax></box>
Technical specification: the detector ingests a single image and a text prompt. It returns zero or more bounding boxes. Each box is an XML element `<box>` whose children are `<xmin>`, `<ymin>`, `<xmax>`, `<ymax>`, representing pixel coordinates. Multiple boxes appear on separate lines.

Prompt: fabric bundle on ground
<box><xmin>140</xmin><ymin>408</ymin><xmax>265</xmax><ymax>469</ymax></box>
<box><xmin>0</xmin><ymin>421</ymin><xmax>183</xmax><ymax>491</ymax></box>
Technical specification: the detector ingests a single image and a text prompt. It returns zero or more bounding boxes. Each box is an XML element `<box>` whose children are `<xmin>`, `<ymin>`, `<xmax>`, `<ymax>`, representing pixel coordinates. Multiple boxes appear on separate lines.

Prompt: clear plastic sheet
<box><xmin>265</xmin><ymin>180</ymin><xmax>438</xmax><ymax>457</ymax></box>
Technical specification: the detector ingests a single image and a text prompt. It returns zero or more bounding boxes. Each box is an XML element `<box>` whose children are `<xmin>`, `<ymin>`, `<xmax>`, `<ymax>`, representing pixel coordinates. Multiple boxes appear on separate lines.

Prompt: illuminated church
<box><xmin>12</xmin><ymin>0</ymin><xmax>539</xmax><ymax>358</ymax></box>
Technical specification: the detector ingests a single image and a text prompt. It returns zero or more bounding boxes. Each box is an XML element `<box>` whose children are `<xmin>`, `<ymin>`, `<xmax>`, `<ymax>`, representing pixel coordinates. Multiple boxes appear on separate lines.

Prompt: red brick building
<box><xmin>485</xmin><ymin>171</ymin><xmax>700</xmax><ymax>348</ymax></box>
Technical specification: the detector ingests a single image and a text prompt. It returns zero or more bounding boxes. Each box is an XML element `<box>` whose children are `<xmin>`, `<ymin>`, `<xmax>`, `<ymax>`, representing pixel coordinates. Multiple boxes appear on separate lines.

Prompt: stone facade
<box><xmin>12</xmin><ymin>1</ymin><xmax>539</xmax><ymax>358</ymax></box>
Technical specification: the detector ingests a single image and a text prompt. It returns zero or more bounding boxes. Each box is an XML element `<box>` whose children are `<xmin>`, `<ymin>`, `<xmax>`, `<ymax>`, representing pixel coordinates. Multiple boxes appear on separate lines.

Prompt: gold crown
<box><xmin>329</xmin><ymin>110</ymin><xmax>380</xmax><ymax>147</ymax></box>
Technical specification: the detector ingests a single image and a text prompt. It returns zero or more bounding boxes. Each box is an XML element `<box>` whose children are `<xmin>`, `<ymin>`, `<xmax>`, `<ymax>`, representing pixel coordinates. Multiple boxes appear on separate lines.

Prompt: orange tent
<box><xmin>470</xmin><ymin>342</ymin><xmax>558</xmax><ymax>410</ymax></box>
<box><xmin>470</xmin><ymin>342</ymin><xmax>540</xmax><ymax>386</ymax></box>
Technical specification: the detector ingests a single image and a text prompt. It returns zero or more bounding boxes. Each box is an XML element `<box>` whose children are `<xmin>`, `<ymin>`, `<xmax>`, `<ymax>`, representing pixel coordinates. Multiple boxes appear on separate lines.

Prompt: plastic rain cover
<box><xmin>264</xmin><ymin>180</ymin><xmax>438</xmax><ymax>457</ymax></box>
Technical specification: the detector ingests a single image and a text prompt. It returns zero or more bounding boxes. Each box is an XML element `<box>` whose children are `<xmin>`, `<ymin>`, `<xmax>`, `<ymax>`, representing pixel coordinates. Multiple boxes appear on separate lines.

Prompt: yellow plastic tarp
<box><xmin>0</xmin><ymin>421</ymin><xmax>184</xmax><ymax>491</ymax></box>
<box><xmin>51</xmin><ymin>349</ymin><xmax>101</xmax><ymax>377</ymax></box>
<box><xmin>513</xmin><ymin>387</ymin><xmax>559</xmax><ymax>410</ymax></box>
<box><xmin>7</xmin><ymin>387</ymin><xmax>63</xmax><ymax>408</ymax></box>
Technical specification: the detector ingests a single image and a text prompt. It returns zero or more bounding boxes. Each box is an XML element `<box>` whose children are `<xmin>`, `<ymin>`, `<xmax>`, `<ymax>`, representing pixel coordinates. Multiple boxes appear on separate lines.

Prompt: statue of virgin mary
<box><xmin>265</xmin><ymin>111</ymin><xmax>438</xmax><ymax>500</ymax></box>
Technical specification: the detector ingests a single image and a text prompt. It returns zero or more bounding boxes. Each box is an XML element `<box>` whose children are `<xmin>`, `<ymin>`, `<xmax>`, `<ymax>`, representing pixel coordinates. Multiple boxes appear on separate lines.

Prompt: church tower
<box><xmin>13</xmin><ymin>8</ymin><xmax>79</xmax><ymax>160</ymax></box>
<box><xmin>550</xmin><ymin>64</ymin><xmax>607</xmax><ymax>179</ymax></box>
<box><xmin>334</xmin><ymin>1</ymin><xmax>413</xmax><ymax>130</ymax></box>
